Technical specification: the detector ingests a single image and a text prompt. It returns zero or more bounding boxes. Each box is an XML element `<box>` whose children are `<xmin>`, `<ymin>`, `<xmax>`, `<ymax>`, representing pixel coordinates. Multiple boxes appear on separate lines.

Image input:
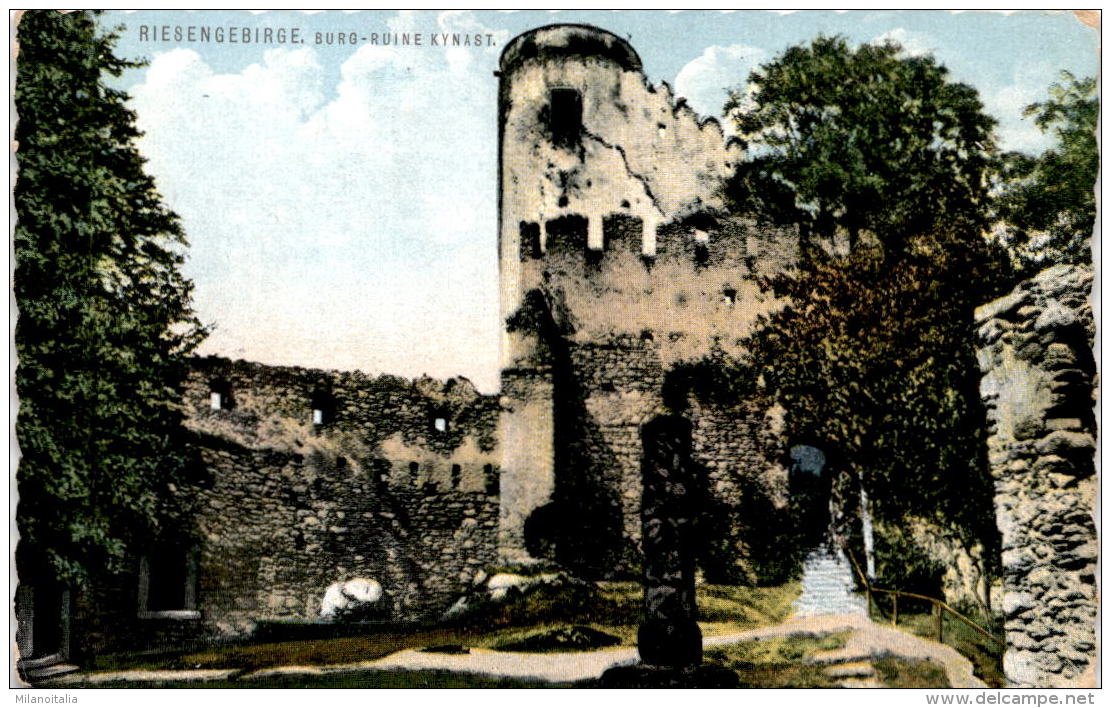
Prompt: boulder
<box><xmin>441</xmin><ymin>568</ymin><xmax>596</xmax><ymax>621</ymax></box>
<box><xmin>320</xmin><ymin>577</ymin><xmax>386</xmax><ymax>620</ymax></box>
<box><xmin>486</xmin><ymin>572</ymin><xmax>560</xmax><ymax>599</ymax></box>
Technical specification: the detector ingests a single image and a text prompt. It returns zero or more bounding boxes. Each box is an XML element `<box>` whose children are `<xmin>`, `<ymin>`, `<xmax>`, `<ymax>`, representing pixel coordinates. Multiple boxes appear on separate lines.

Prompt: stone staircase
<box><xmin>18</xmin><ymin>654</ymin><xmax>80</xmax><ymax>684</ymax></box>
<box><xmin>792</xmin><ymin>546</ymin><xmax>869</xmax><ymax>618</ymax></box>
<box><xmin>807</xmin><ymin>644</ymin><xmax>882</xmax><ymax>688</ymax></box>
<box><xmin>792</xmin><ymin>546</ymin><xmax>880</xmax><ymax>686</ymax></box>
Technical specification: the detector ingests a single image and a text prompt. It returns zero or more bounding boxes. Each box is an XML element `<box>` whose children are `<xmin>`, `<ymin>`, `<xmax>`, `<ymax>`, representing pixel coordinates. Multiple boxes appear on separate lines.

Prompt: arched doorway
<box><xmin>788</xmin><ymin>444</ymin><xmax>831</xmax><ymax>549</ymax></box>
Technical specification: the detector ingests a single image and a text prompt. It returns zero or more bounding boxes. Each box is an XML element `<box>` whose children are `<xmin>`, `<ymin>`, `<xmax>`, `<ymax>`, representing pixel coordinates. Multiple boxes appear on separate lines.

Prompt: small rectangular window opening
<box><xmin>521</xmin><ymin>222</ymin><xmax>542</xmax><ymax>259</ymax></box>
<box><xmin>723</xmin><ymin>288</ymin><xmax>737</xmax><ymax>306</ymax></box>
<box><xmin>434</xmin><ymin>417</ymin><xmax>448</xmax><ymax>433</ymax></box>
<box><xmin>138</xmin><ymin>551</ymin><xmax>198</xmax><ymax>619</ymax></box>
<box><xmin>310</xmin><ymin>390</ymin><xmax>334</xmax><ymax>426</ymax></box>
<box><xmin>484</xmin><ymin>463</ymin><xmax>499</xmax><ymax>496</ymax></box>
<box><xmin>451</xmin><ymin>464</ymin><xmax>462</xmax><ymax>489</ymax></box>
<box><xmin>208</xmin><ymin>380</ymin><xmax>233</xmax><ymax>411</ymax></box>
<box><xmin>549</xmin><ymin>88</ymin><xmax>582</xmax><ymax>146</ymax></box>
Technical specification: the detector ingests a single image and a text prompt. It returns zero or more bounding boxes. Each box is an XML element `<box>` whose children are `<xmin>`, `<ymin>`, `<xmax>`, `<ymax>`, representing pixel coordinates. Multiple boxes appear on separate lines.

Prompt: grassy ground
<box><xmin>57</xmin><ymin>578</ymin><xmax>959</xmax><ymax>688</ymax></box>
<box><xmin>78</xmin><ymin>670</ymin><xmax>575</xmax><ymax>689</ymax></box>
<box><xmin>83</xmin><ymin>580</ymin><xmax>801</xmax><ymax>675</ymax></box>
<box><xmin>705</xmin><ymin>632</ymin><xmax>848</xmax><ymax>688</ymax></box>
<box><xmin>705</xmin><ymin>633</ymin><xmax>951</xmax><ymax>688</ymax></box>
<box><xmin>873</xmin><ymin>655</ymin><xmax>951</xmax><ymax>688</ymax></box>
<box><xmin>870</xmin><ymin>601</ymin><xmax>1004</xmax><ymax>688</ymax></box>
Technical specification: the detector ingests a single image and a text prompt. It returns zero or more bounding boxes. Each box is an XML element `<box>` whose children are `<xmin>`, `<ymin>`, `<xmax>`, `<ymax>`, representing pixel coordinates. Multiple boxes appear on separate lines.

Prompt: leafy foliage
<box><xmin>14</xmin><ymin>10</ymin><xmax>205</xmax><ymax>585</ymax></box>
<box><xmin>725</xmin><ymin>35</ymin><xmax>997</xmax><ymax>256</ymax></box>
<box><xmin>994</xmin><ymin>72</ymin><xmax>1097</xmax><ymax>270</ymax></box>
<box><xmin>739</xmin><ymin>239</ymin><xmax>1002</xmax><ymax>555</ymax></box>
<box><xmin>697</xmin><ymin>473</ymin><xmax>803</xmax><ymax>586</ymax></box>
<box><xmin>872</xmin><ymin>523</ymin><xmax>945</xmax><ymax>608</ymax></box>
<box><xmin>720</xmin><ymin>36</ymin><xmax>1012</xmax><ymax>580</ymax></box>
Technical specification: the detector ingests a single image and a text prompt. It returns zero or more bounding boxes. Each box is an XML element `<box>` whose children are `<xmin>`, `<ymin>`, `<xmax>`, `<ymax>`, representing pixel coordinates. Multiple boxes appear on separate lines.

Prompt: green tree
<box><xmin>721</xmin><ymin>36</ymin><xmax>1008</xmax><ymax>600</ymax></box>
<box><xmin>995</xmin><ymin>71</ymin><xmax>1097</xmax><ymax>270</ymax></box>
<box><xmin>725</xmin><ymin>35</ymin><xmax>998</xmax><ymax>258</ymax></box>
<box><xmin>14</xmin><ymin>10</ymin><xmax>205</xmax><ymax>587</ymax></box>
<box><xmin>740</xmin><ymin>239</ymin><xmax>1001</xmax><ymax>547</ymax></box>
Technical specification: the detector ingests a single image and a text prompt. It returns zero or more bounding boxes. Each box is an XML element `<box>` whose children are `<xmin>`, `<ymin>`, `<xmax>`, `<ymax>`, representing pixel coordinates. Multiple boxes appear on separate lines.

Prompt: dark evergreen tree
<box><xmin>14</xmin><ymin>10</ymin><xmax>205</xmax><ymax>587</ymax></box>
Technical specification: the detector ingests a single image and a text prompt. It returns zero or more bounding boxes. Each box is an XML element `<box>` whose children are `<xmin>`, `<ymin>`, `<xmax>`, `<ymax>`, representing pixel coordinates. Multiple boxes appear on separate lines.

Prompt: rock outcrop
<box><xmin>975</xmin><ymin>264</ymin><xmax>1097</xmax><ymax>687</ymax></box>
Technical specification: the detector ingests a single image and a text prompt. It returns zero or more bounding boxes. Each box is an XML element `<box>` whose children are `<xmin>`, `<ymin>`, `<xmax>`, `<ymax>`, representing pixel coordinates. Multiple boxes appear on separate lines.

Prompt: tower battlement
<box><xmin>499</xmin><ymin>24</ymin><xmax>642</xmax><ymax>76</ymax></box>
<box><xmin>495</xmin><ymin>24</ymin><xmax>796</xmax><ymax>569</ymax></box>
<box><xmin>514</xmin><ymin>211</ymin><xmax>794</xmax><ymax>268</ymax></box>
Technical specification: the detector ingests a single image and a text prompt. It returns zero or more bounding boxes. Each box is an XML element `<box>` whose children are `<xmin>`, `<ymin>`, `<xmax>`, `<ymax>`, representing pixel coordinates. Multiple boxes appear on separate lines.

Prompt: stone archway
<box><xmin>789</xmin><ymin>444</ymin><xmax>831</xmax><ymax>549</ymax></box>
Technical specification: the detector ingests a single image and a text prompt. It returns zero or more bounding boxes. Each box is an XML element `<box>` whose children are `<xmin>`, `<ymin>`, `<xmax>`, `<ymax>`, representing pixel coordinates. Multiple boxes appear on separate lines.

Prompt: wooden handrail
<box><xmin>840</xmin><ymin>545</ymin><xmax>1004</xmax><ymax>649</ymax></box>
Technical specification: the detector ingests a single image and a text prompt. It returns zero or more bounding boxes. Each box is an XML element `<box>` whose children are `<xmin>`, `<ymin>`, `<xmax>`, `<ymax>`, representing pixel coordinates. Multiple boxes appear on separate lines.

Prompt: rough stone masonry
<box><xmin>975</xmin><ymin>264</ymin><xmax>1098</xmax><ymax>688</ymax></box>
<box><xmin>495</xmin><ymin>23</ymin><xmax>799</xmax><ymax>575</ymax></box>
<box><xmin>182</xmin><ymin>357</ymin><xmax>502</xmax><ymax>635</ymax></box>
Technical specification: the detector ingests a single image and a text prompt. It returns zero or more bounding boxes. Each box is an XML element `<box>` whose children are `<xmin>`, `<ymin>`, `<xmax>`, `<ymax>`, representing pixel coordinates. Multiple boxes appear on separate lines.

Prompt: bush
<box><xmin>874</xmin><ymin>526</ymin><xmax>945</xmax><ymax>611</ymax></box>
<box><xmin>444</xmin><ymin>572</ymin><xmax>635</xmax><ymax>629</ymax></box>
<box><xmin>699</xmin><ymin>477</ymin><xmax>804</xmax><ymax>586</ymax></box>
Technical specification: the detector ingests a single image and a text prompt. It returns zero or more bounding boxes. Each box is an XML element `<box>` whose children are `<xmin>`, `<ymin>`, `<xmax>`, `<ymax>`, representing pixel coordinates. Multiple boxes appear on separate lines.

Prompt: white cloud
<box><xmin>981</xmin><ymin>61</ymin><xmax>1060</xmax><ymax>154</ymax></box>
<box><xmin>129</xmin><ymin>11</ymin><xmax>504</xmax><ymax>390</ymax></box>
<box><xmin>873</xmin><ymin>27</ymin><xmax>935</xmax><ymax>57</ymax></box>
<box><xmin>674</xmin><ymin>44</ymin><xmax>766</xmax><ymax>121</ymax></box>
<box><xmin>985</xmin><ymin>85</ymin><xmax>1053</xmax><ymax>154</ymax></box>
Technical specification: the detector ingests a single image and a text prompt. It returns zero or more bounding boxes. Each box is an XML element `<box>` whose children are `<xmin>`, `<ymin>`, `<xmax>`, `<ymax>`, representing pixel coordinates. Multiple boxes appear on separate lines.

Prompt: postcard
<box><xmin>11</xmin><ymin>9</ymin><xmax>1100</xmax><ymax>692</ymax></box>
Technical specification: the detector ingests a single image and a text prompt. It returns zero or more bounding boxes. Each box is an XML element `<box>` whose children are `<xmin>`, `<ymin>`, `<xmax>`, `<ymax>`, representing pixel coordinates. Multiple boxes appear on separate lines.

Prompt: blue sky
<box><xmin>97</xmin><ymin>10</ymin><xmax>1099</xmax><ymax>392</ymax></box>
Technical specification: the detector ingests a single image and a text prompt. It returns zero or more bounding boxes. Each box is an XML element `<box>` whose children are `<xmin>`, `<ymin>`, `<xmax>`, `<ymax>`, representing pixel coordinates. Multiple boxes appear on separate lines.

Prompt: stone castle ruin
<box><xmin>16</xmin><ymin>24</ymin><xmax>1096</xmax><ymax>689</ymax></box>
<box><xmin>495</xmin><ymin>24</ymin><xmax>797</xmax><ymax>575</ymax></box>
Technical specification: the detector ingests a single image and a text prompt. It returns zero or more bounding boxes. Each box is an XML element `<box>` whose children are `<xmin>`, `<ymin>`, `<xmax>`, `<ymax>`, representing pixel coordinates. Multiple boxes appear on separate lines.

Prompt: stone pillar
<box><xmin>975</xmin><ymin>264</ymin><xmax>1097</xmax><ymax>688</ymax></box>
<box><xmin>638</xmin><ymin>414</ymin><xmax>702</xmax><ymax>667</ymax></box>
<box><xmin>600</xmin><ymin>414</ymin><xmax>737</xmax><ymax>687</ymax></box>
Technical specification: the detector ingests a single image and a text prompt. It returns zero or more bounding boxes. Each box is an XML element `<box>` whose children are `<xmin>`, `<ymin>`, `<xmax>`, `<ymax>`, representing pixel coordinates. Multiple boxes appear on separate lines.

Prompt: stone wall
<box><xmin>507</xmin><ymin>330</ymin><xmax>788</xmax><ymax>578</ymax></box>
<box><xmin>495</xmin><ymin>25</ymin><xmax>798</xmax><ymax>570</ymax></box>
<box><xmin>975</xmin><ymin>264</ymin><xmax>1097</xmax><ymax>687</ymax></box>
<box><xmin>497</xmin><ymin>24</ymin><xmax>744</xmax><ymax>351</ymax></box>
<box><xmin>180</xmin><ymin>357</ymin><xmax>501</xmax><ymax>636</ymax></box>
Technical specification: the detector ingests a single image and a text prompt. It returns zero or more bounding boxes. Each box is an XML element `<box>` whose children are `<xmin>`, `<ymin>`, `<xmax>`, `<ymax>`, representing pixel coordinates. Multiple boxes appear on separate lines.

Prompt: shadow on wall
<box><xmin>696</xmin><ymin>473</ymin><xmax>800</xmax><ymax>586</ymax></box>
<box><xmin>662</xmin><ymin>363</ymin><xmax>801</xmax><ymax>586</ymax></box>
<box><xmin>511</xmin><ymin>287</ymin><xmax>802</xmax><ymax>583</ymax></box>
<box><xmin>510</xmin><ymin>287</ymin><xmax>626</xmax><ymax>577</ymax></box>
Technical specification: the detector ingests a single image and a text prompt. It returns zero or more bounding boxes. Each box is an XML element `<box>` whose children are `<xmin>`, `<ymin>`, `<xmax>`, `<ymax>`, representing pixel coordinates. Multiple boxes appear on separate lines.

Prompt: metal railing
<box><xmin>841</xmin><ymin>546</ymin><xmax>1004</xmax><ymax>649</ymax></box>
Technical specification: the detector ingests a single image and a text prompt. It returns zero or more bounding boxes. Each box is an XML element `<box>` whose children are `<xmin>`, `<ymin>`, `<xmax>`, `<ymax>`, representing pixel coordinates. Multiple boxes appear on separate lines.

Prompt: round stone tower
<box><xmin>497</xmin><ymin>24</ymin><xmax>646</xmax><ymax>359</ymax></box>
<box><xmin>495</xmin><ymin>24</ymin><xmax>742</xmax><ymax>564</ymax></box>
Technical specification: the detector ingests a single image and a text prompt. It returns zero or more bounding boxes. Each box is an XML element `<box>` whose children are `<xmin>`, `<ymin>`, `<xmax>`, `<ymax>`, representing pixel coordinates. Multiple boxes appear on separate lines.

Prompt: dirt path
<box><xmin>244</xmin><ymin>645</ymin><xmax>639</xmax><ymax>684</ymax></box>
<box><xmin>706</xmin><ymin>613</ymin><xmax>987</xmax><ymax>688</ymax></box>
<box><xmin>46</xmin><ymin>612</ymin><xmax>985</xmax><ymax>688</ymax></box>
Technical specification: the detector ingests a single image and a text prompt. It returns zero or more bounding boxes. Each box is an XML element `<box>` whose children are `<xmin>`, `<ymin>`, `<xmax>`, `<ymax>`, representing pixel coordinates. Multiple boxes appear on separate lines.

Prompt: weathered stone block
<box><xmin>1034</xmin><ymin>431</ymin><xmax>1094</xmax><ymax>458</ymax></box>
<box><xmin>1002</xmin><ymin>591</ymin><xmax>1037</xmax><ymax>618</ymax></box>
<box><xmin>1013</xmin><ymin>416</ymin><xmax>1046</xmax><ymax>441</ymax></box>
